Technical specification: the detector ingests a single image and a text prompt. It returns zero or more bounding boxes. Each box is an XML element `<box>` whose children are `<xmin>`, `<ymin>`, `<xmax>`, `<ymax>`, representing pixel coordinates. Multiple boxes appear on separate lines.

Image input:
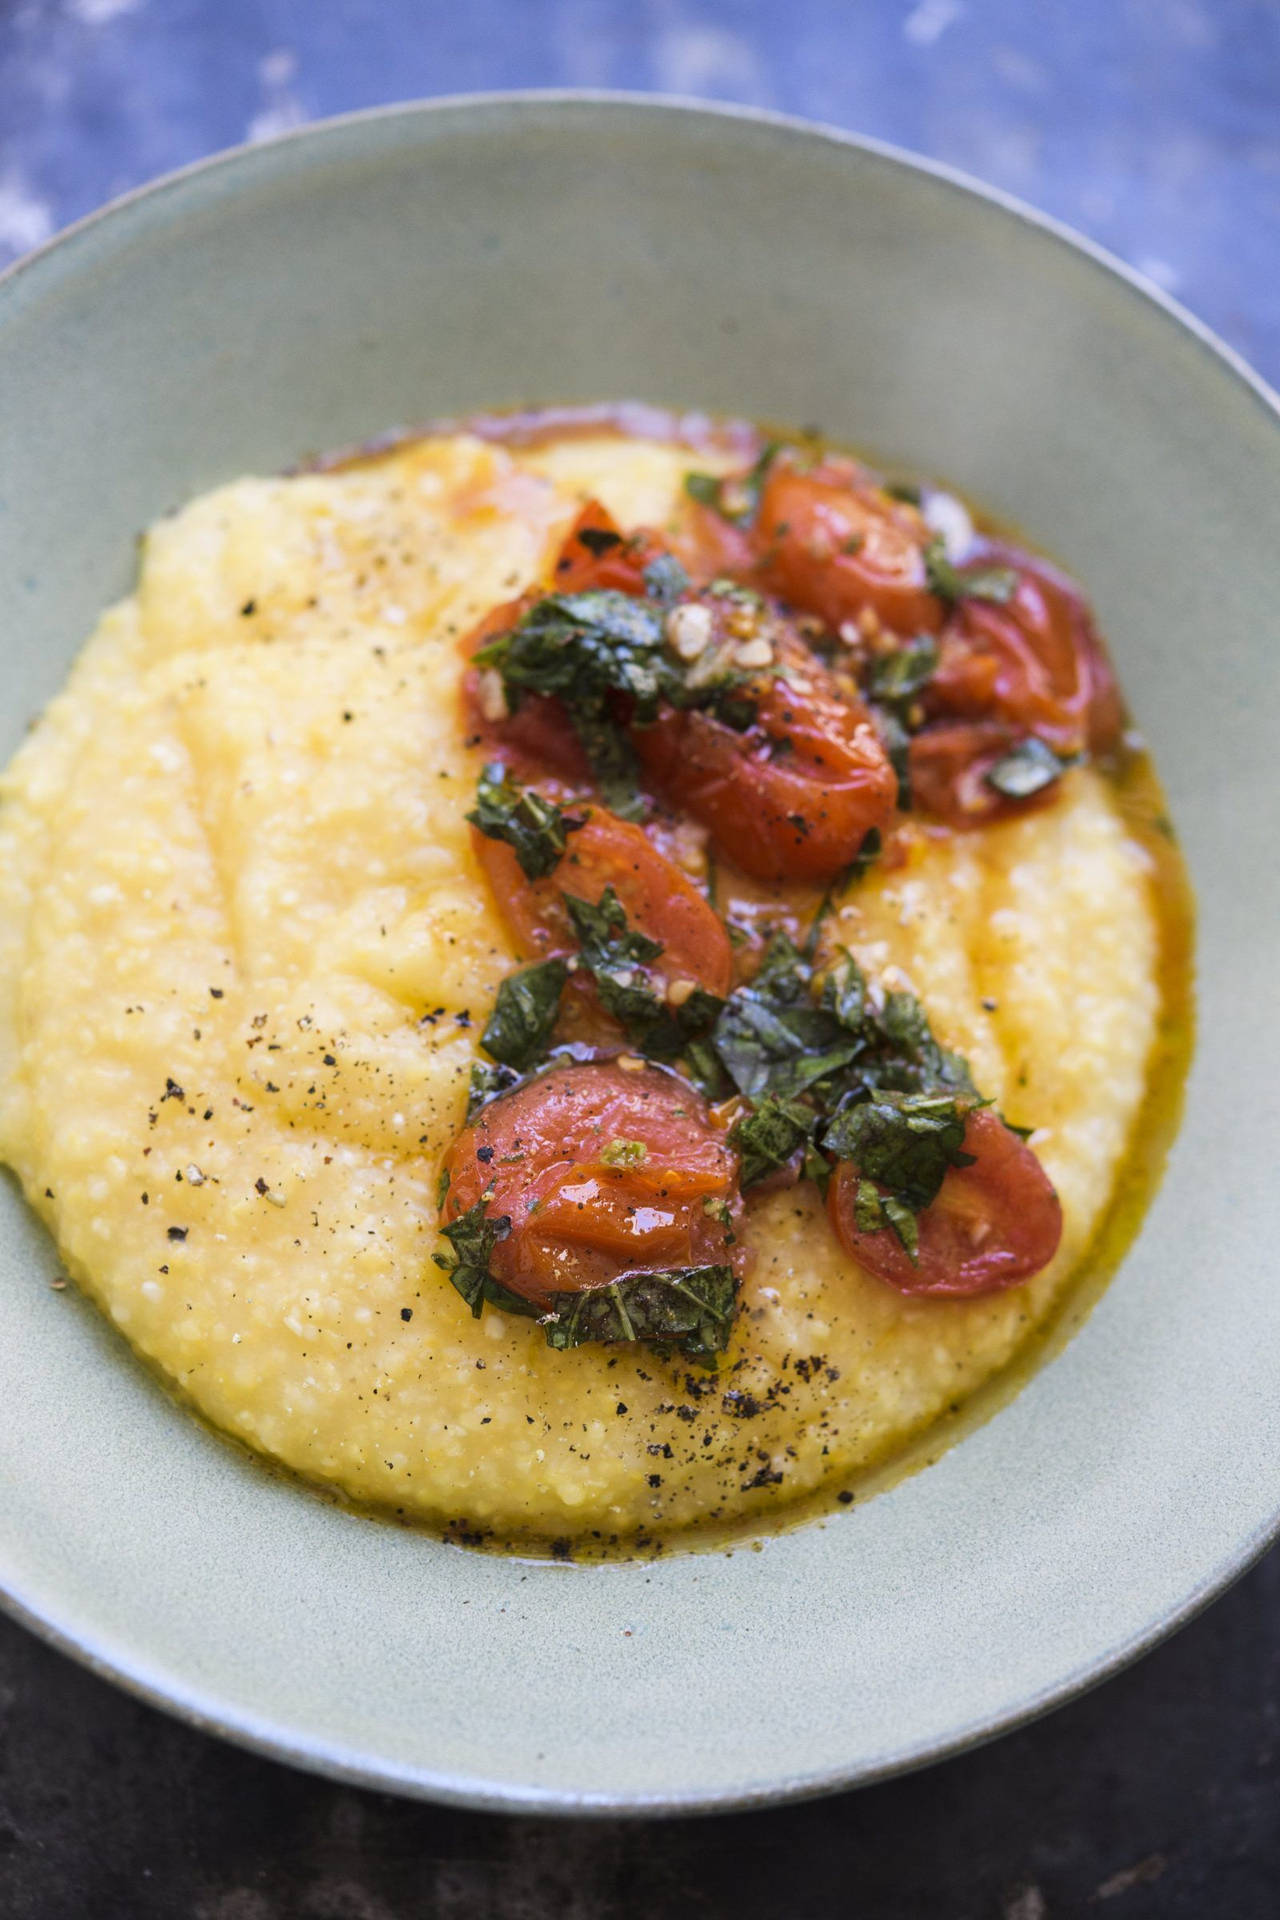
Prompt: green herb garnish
<box><xmin>473</xmin><ymin>590</ymin><xmax>673</xmax><ymax>818</ymax></box>
<box><xmin>729</xmin><ymin>1095</ymin><xmax>818</xmax><ymax>1189</ymax></box>
<box><xmin>683</xmin><ymin>442</ymin><xmax>780</xmax><ymax>528</ymax></box>
<box><xmin>710</xmin><ymin>933</ymin><xmax>864</xmax><ymax>1102</ymax></box>
<box><xmin>984</xmin><ymin>736</ymin><xmax>1068</xmax><ymax>800</ymax></box>
<box><xmin>542</xmin><ymin>1265</ymin><xmax>738</xmax><ymax>1364</ymax></box>
<box><xmin>863</xmin><ymin>635</ymin><xmax>939</xmax><ymax>812</ymax></box>
<box><xmin>465</xmin><ymin>1058</ymin><xmax>524</xmax><ymax>1121</ymax></box>
<box><xmin>868</xmin><ymin>635</ymin><xmax>939</xmax><ymax>706</ymax></box>
<box><xmin>466</xmin><ymin>763</ymin><xmax>585</xmax><ymax>880</ymax></box>
<box><xmin>562</xmin><ymin>886</ymin><xmax>723</xmax><ymax>1060</ymax></box>
<box><xmin>479</xmin><ymin>959</ymin><xmax>569</xmax><ymax>1071</ymax></box>
<box><xmin>822</xmin><ymin>1090</ymin><xmax>974</xmax><ymax>1225</ymax></box>
<box><xmin>433</xmin><ymin>1194</ymin><xmax>531</xmax><ymax>1319</ymax></box>
<box><xmin>924</xmin><ymin>537</ymin><xmax>1019</xmax><ymax>607</ymax></box>
<box><xmin>642</xmin><ymin>552</ymin><xmax>690</xmax><ymax>605</ymax></box>
<box><xmin>707</xmin><ymin>938</ymin><xmax>985</xmax><ymax>1250</ymax></box>
<box><xmin>436</xmin><ymin>1197</ymin><xmax>738</xmax><ymax>1363</ymax></box>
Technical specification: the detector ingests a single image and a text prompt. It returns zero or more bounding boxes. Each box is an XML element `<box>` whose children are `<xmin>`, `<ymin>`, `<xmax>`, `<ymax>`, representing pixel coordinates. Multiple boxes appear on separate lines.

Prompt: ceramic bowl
<box><xmin>1</xmin><ymin>94</ymin><xmax>1277</xmax><ymax>1814</ymax></box>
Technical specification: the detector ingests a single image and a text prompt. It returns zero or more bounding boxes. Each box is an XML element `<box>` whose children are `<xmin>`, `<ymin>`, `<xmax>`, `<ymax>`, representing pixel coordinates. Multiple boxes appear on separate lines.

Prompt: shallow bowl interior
<box><xmin>1</xmin><ymin>95</ymin><xmax>1278</xmax><ymax>1813</ymax></box>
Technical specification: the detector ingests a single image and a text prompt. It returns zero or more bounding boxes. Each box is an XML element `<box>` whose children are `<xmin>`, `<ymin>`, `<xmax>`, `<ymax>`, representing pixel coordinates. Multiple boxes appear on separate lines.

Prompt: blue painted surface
<box><xmin>1</xmin><ymin>6</ymin><xmax>1278</xmax><ymax>1916</ymax></box>
<box><xmin>2</xmin><ymin>0</ymin><xmax>1279</xmax><ymax>382</ymax></box>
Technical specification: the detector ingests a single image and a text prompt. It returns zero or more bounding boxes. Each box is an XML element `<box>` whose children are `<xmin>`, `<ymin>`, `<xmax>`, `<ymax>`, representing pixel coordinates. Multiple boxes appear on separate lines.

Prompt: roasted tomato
<box><xmin>460</xmin><ymin>501</ymin><xmax>674</xmax><ymax>784</ymax></box>
<box><xmin>472</xmin><ymin>805</ymin><xmax>733</xmax><ymax>995</ymax></box>
<box><xmin>460</xmin><ymin>590</ymin><xmax>590</xmax><ymax>785</ymax></box>
<box><xmin>926</xmin><ymin>542</ymin><xmax>1123</xmax><ymax>758</ymax></box>
<box><xmin>827</xmin><ymin>1108</ymin><xmax>1063</xmax><ymax>1297</ymax></box>
<box><xmin>550</xmin><ymin>499</ymin><xmax>671</xmax><ymax>596</ymax></box>
<box><xmin>753</xmin><ymin>458</ymin><xmax>943</xmax><ymax>636</ymax></box>
<box><xmin>635</xmin><ymin>629</ymin><xmax>898</xmax><ymax>884</ymax></box>
<box><xmin>441</xmin><ymin>1060</ymin><xmax>742</xmax><ymax>1306</ymax></box>
<box><xmin>907</xmin><ymin>720</ymin><xmax>1030</xmax><ymax>828</ymax></box>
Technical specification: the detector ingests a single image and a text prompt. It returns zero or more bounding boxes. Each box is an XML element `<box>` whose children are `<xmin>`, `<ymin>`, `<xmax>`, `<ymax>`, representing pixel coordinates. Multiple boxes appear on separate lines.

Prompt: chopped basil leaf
<box><xmin>562</xmin><ymin>885</ymin><xmax>663</xmax><ymax>973</ymax></box>
<box><xmin>854</xmin><ymin>1176</ymin><xmax>887</xmax><ymax>1234</ymax></box>
<box><xmin>711</xmin><ymin>933</ymin><xmax>864</xmax><ymax>1101</ymax></box>
<box><xmin>465</xmin><ymin>1058</ymin><xmax>523</xmax><ymax>1122</ymax></box>
<box><xmin>474</xmin><ymin>588</ymin><xmax>670</xmax><ymax>708</ymax></box>
<box><xmin>803</xmin><ymin>1141</ymin><xmax>833</xmax><ymax>1198</ymax></box>
<box><xmin>683</xmin><ymin>471</ymin><xmax>722</xmax><ymax>511</ymax></box>
<box><xmin>570</xmin><ymin>713</ymin><xmax>646</xmax><ymax>820</ymax></box>
<box><xmin>642</xmin><ymin>552</ymin><xmax>690</xmax><ymax>605</ymax></box>
<box><xmin>730</xmin><ymin>1095</ymin><xmax>818</xmax><ymax>1188</ymax></box>
<box><xmin>562</xmin><ymin>887</ymin><xmax>723</xmax><ymax>1060</ymax></box>
<box><xmin>543</xmin><ymin>1264</ymin><xmax>739</xmax><ymax>1363</ymax></box>
<box><xmin>885</xmin><ymin>479</ymin><xmax>923</xmax><ymax>505</ymax></box>
<box><xmin>466</xmin><ymin>762</ymin><xmax>586</xmax><ymax>880</ymax></box>
<box><xmin>868</xmin><ymin>635</ymin><xmax>939</xmax><ymax>706</ymax></box>
<box><xmin>704</xmin><ymin>685</ymin><xmax>760</xmax><ymax>732</ymax></box>
<box><xmin>924</xmin><ymin>537</ymin><xmax>1019</xmax><ymax>607</ymax></box>
<box><xmin>822</xmin><ymin>1090</ymin><xmax>975</xmax><ymax>1258</ymax></box>
<box><xmin>868</xmin><ymin>985</ymin><xmax>977</xmax><ymax>1100</ymax></box>
<box><xmin>638</xmin><ymin>983</ymin><xmax>726</xmax><ymax>1062</ymax></box>
<box><xmin>818</xmin><ymin>947</ymin><xmax>869</xmax><ymax>1029</ymax></box>
<box><xmin>823</xmin><ymin>1089</ymin><xmax>973</xmax><ymax>1208</ymax></box>
<box><xmin>433</xmin><ymin>1195</ymin><xmax>531</xmax><ymax>1319</ymax></box>
<box><xmin>873</xmin><ymin>703</ymin><xmax>913</xmax><ymax>810</ymax></box>
<box><xmin>683</xmin><ymin>442</ymin><xmax>780</xmax><ymax>529</ymax></box>
<box><xmin>681</xmin><ymin>1034</ymin><xmax>735</xmax><ymax>1102</ymax></box>
<box><xmin>709</xmin><ymin>937</ymin><xmax>990</xmax><ymax>1237</ymax></box>
<box><xmin>865</xmin><ymin>634</ymin><xmax>939</xmax><ymax>813</ymax></box>
<box><xmin>435</xmin><ymin>1165</ymin><xmax>450</xmax><ymax>1210</ymax></box>
<box><xmin>984</xmin><ymin>736</ymin><xmax>1067</xmax><ymax>800</ymax></box>
<box><xmin>480</xmin><ymin>959</ymin><xmax>568</xmax><ymax>1071</ymax></box>
<box><xmin>473</xmin><ymin>589</ymin><xmax>674</xmax><ymax>819</ymax></box>
<box><xmin>852</xmin><ymin>1184</ymin><xmax>920</xmax><ymax>1257</ymax></box>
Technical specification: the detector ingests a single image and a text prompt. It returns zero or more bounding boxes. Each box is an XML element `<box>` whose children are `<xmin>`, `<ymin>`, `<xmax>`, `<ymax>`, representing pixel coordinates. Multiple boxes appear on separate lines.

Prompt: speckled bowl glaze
<box><xmin>1</xmin><ymin>94</ymin><xmax>1277</xmax><ymax>1814</ymax></box>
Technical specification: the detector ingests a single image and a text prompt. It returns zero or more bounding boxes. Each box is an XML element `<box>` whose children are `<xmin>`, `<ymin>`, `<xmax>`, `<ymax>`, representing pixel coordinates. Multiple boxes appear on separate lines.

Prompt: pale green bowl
<box><xmin>1</xmin><ymin>95</ymin><xmax>1277</xmax><ymax>1814</ymax></box>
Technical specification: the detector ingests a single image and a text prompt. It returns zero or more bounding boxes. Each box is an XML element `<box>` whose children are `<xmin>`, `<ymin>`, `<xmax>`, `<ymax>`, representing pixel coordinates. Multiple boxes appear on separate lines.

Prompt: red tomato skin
<box><xmin>906</xmin><ymin>720</ymin><xmax>1043</xmax><ymax>829</ymax></box>
<box><xmin>826</xmin><ymin>1108</ymin><xmax>1063</xmax><ymax>1297</ymax></box>
<box><xmin>905</xmin><ymin>542</ymin><xmax>1125</xmax><ymax>826</ymax></box>
<box><xmin>929</xmin><ymin>541</ymin><xmax>1122</xmax><ymax>758</ymax></box>
<box><xmin>550</xmin><ymin>499</ymin><xmax>671</xmax><ymax>596</ymax></box>
<box><xmin>753</xmin><ymin>461</ymin><xmax>944</xmax><ymax>636</ymax></box>
<box><xmin>472</xmin><ymin>808</ymin><xmax>733</xmax><ymax>997</ymax></box>
<box><xmin>441</xmin><ymin>1061</ymin><xmax>742</xmax><ymax>1306</ymax></box>
<box><xmin>635</xmin><ymin>642</ymin><xmax>898</xmax><ymax>884</ymax></box>
<box><xmin>678</xmin><ymin>502</ymin><xmax>758</xmax><ymax>584</ymax></box>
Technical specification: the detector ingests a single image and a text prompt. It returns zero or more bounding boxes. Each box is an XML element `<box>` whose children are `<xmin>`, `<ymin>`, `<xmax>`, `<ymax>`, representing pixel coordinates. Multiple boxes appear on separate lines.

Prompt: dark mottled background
<box><xmin>1</xmin><ymin>3</ymin><xmax>1278</xmax><ymax>1915</ymax></box>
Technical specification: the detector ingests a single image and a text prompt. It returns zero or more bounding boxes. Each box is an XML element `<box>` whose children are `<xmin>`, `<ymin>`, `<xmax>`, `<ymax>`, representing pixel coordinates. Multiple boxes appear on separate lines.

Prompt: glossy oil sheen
<box><xmin>0</xmin><ymin>96</ymin><xmax>1276</xmax><ymax>1813</ymax></box>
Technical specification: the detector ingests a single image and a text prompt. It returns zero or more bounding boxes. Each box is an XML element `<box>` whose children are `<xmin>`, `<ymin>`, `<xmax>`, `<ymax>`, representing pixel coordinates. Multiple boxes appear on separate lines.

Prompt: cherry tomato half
<box><xmin>753</xmin><ymin>459</ymin><xmax>943</xmax><ymax>636</ymax></box>
<box><xmin>907</xmin><ymin>719</ymin><xmax>1033</xmax><ymax>828</ymax></box>
<box><xmin>635</xmin><ymin>633</ymin><xmax>898</xmax><ymax>884</ymax></box>
<box><xmin>827</xmin><ymin>1107</ymin><xmax>1063</xmax><ymax>1297</ymax></box>
<box><xmin>441</xmin><ymin>1060</ymin><xmax>742</xmax><ymax>1306</ymax></box>
<box><xmin>460</xmin><ymin>501</ymin><xmax>677</xmax><ymax>784</ymax></box>
<box><xmin>550</xmin><ymin>499</ymin><xmax>671</xmax><ymax>597</ymax></box>
<box><xmin>472</xmin><ymin>805</ymin><xmax>733</xmax><ymax>997</ymax></box>
<box><xmin>926</xmin><ymin>541</ymin><xmax>1123</xmax><ymax>759</ymax></box>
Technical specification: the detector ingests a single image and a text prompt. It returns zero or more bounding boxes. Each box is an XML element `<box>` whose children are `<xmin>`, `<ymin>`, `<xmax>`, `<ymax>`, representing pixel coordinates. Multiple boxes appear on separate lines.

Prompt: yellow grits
<box><xmin>0</xmin><ymin>431</ymin><xmax>1162</xmax><ymax>1549</ymax></box>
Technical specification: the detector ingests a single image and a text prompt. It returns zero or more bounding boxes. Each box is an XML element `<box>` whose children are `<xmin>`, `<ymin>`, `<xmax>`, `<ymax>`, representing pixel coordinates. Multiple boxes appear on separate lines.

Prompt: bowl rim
<box><xmin>1</xmin><ymin>88</ymin><xmax>1277</xmax><ymax>1816</ymax></box>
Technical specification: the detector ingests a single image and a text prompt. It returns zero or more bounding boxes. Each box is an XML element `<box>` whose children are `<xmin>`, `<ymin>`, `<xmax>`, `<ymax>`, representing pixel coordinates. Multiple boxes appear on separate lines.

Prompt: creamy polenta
<box><xmin>0</xmin><ymin>422</ymin><xmax>1177</xmax><ymax>1552</ymax></box>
